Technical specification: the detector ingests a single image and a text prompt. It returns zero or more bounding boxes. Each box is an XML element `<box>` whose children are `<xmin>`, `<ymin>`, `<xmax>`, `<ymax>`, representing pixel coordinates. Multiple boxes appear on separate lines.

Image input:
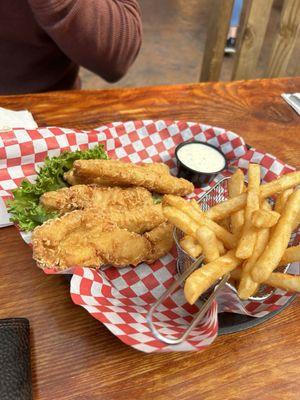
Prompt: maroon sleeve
<box><xmin>28</xmin><ymin>0</ymin><xmax>142</xmax><ymax>82</ymax></box>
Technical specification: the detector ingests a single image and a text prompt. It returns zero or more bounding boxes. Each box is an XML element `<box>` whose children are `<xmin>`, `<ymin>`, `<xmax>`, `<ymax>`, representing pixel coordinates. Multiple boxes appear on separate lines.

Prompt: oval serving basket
<box><xmin>0</xmin><ymin>120</ymin><xmax>299</xmax><ymax>352</ymax></box>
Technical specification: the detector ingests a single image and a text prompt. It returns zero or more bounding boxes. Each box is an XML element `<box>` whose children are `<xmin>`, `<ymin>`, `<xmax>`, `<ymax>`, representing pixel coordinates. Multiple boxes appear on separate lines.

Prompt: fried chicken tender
<box><xmin>69</xmin><ymin>159</ymin><xmax>194</xmax><ymax>196</ymax></box>
<box><xmin>63</xmin><ymin>170</ymin><xmax>82</xmax><ymax>186</ymax></box>
<box><xmin>64</xmin><ymin>169</ymin><xmax>121</xmax><ymax>187</ymax></box>
<box><xmin>32</xmin><ymin>210</ymin><xmax>174</xmax><ymax>270</ymax></box>
<box><xmin>40</xmin><ymin>185</ymin><xmax>153</xmax><ymax>214</ymax></box>
<box><xmin>100</xmin><ymin>204</ymin><xmax>166</xmax><ymax>234</ymax></box>
<box><xmin>144</xmin><ymin>222</ymin><xmax>174</xmax><ymax>262</ymax></box>
<box><xmin>64</xmin><ymin>162</ymin><xmax>170</xmax><ymax>186</ymax></box>
<box><xmin>32</xmin><ymin>211</ymin><xmax>150</xmax><ymax>269</ymax></box>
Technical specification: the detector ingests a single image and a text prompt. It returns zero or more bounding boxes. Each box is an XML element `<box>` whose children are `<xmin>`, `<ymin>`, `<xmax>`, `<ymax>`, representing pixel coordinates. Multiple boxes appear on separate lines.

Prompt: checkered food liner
<box><xmin>0</xmin><ymin>120</ymin><xmax>298</xmax><ymax>352</ymax></box>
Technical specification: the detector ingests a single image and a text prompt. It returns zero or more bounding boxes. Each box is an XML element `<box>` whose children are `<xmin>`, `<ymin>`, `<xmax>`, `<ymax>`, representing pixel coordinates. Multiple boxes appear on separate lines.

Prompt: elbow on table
<box><xmin>102</xmin><ymin>50</ymin><xmax>141</xmax><ymax>82</ymax></box>
<box><xmin>97</xmin><ymin>36</ymin><xmax>142</xmax><ymax>83</ymax></box>
<box><xmin>102</xmin><ymin>64</ymin><xmax>132</xmax><ymax>83</ymax></box>
<box><xmin>83</xmin><ymin>51</ymin><xmax>139</xmax><ymax>83</ymax></box>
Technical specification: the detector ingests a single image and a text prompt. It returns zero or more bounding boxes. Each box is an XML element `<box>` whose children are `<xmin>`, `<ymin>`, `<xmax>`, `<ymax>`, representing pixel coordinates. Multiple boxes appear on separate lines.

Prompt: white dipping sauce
<box><xmin>177</xmin><ymin>143</ymin><xmax>225</xmax><ymax>173</ymax></box>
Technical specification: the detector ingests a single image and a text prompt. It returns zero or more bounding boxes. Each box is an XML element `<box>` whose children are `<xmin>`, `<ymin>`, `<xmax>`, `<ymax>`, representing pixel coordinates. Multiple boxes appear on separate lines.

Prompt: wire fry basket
<box><xmin>176</xmin><ymin>177</ymin><xmax>291</xmax><ymax>301</ymax></box>
<box><xmin>147</xmin><ymin>177</ymin><xmax>294</xmax><ymax>345</ymax></box>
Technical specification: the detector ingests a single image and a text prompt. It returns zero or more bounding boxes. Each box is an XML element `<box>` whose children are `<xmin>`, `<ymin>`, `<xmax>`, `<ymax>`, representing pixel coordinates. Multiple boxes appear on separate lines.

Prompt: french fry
<box><xmin>191</xmin><ymin>199</ymin><xmax>230</xmax><ymax>230</ymax></box>
<box><xmin>236</xmin><ymin>164</ymin><xmax>261</xmax><ymax>259</ymax></box>
<box><xmin>260</xmin><ymin>171</ymin><xmax>300</xmax><ymax>198</ymax></box>
<box><xmin>279</xmin><ymin>245</ymin><xmax>300</xmax><ymax>266</ymax></box>
<box><xmin>184</xmin><ymin>250</ymin><xmax>240</xmax><ymax>304</ymax></box>
<box><xmin>190</xmin><ymin>199</ymin><xmax>202</xmax><ymax>212</ymax></box>
<box><xmin>237</xmin><ymin>202</ymin><xmax>271</xmax><ymax>299</ymax></box>
<box><xmin>263</xmin><ymin>272</ymin><xmax>300</xmax><ymax>292</ymax></box>
<box><xmin>238</xmin><ymin>265</ymin><xmax>260</xmax><ymax>300</ymax></box>
<box><xmin>228</xmin><ymin>196</ymin><xmax>299</xmax><ymax>299</ymax></box>
<box><xmin>251</xmin><ymin>209</ymin><xmax>280</xmax><ymax>229</ymax></box>
<box><xmin>164</xmin><ymin>195</ymin><xmax>202</xmax><ymax>216</ymax></box>
<box><xmin>180</xmin><ymin>235</ymin><xmax>202</xmax><ymax>258</ymax></box>
<box><xmin>216</xmin><ymin>238</ymin><xmax>226</xmax><ymax>255</ymax></box>
<box><xmin>196</xmin><ymin>226</ymin><xmax>219</xmax><ymax>263</ymax></box>
<box><xmin>293</xmin><ymin>216</ymin><xmax>300</xmax><ymax>231</ymax></box>
<box><xmin>228</xmin><ymin>169</ymin><xmax>245</xmax><ymax>235</ymax></box>
<box><xmin>230</xmin><ymin>268</ymin><xmax>243</xmax><ymax>280</ymax></box>
<box><xmin>251</xmin><ymin>190</ymin><xmax>300</xmax><ymax>283</ymax></box>
<box><xmin>231</xmin><ymin>269</ymin><xmax>300</xmax><ymax>293</ymax></box>
<box><xmin>206</xmin><ymin>171</ymin><xmax>300</xmax><ymax>221</ymax></box>
<box><xmin>218</xmin><ymin>218</ymin><xmax>231</xmax><ymax>231</ymax></box>
<box><xmin>231</xmin><ymin>268</ymin><xmax>259</xmax><ymax>296</ymax></box>
<box><xmin>163</xmin><ymin>195</ymin><xmax>237</xmax><ymax>249</ymax></box>
<box><xmin>192</xmin><ymin>199</ymin><xmax>231</xmax><ymax>230</ymax></box>
<box><xmin>272</xmin><ymin>189</ymin><xmax>298</xmax><ymax>236</ymax></box>
<box><xmin>163</xmin><ymin>206</ymin><xmax>199</xmax><ymax>237</ymax></box>
<box><xmin>274</xmin><ymin>188</ymin><xmax>293</xmax><ymax>214</ymax></box>
<box><xmin>205</xmin><ymin>192</ymin><xmax>247</xmax><ymax>221</ymax></box>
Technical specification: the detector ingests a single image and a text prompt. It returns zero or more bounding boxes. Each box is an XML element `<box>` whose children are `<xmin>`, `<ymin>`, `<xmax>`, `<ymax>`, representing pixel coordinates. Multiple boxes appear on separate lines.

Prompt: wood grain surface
<box><xmin>0</xmin><ymin>77</ymin><xmax>299</xmax><ymax>400</ymax></box>
<box><xmin>232</xmin><ymin>0</ymin><xmax>273</xmax><ymax>80</ymax></box>
<box><xmin>199</xmin><ymin>0</ymin><xmax>233</xmax><ymax>82</ymax></box>
<box><xmin>266</xmin><ymin>0</ymin><xmax>300</xmax><ymax>78</ymax></box>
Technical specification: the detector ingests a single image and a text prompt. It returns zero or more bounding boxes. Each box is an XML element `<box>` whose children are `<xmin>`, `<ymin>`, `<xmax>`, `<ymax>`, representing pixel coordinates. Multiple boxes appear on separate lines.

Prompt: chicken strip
<box><xmin>32</xmin><ymin>210</ymin><xmax>173</xmax><ymax>270</ymax></box>
<box><xmin>63</xmin><ymin>170</ymin><xmax>82</xmax><ymax>186</ymax></box>
<box><xmin>142</xmin><ymin>162</ymin><xmax>170</xmax><ymax>174</ymax></box>
<box><xmin>144</xmin><ymin>221</ymin><xmax>174</xmax><ymax>263</ymax></box>
<box><xmin>64</xmin><ymin>162</ymin><xmax>170</xmax><ymax>186</ymax></box>
<box><xmin>32</xmin><ymin>211</ymin><xmax>151</xmax><ymax>270</ymax></box>
<box><xmin>98</xmin><ymin>204</ymin><xmax>166</xmax><ymax>234</ymax></box>
<box><xmin>71</xmin><ymin>159</ymin><xmax>194</xmax><ymax>195</ymax></box>
<box><xmin>64</xmin><ymin>169</ymin><xmax>121</xmax><ymax>187</ymax></box>
<box><xmin>40</xmin><ymin>185</ymin><xmax>153</xmax><ymax>214</ymax></box>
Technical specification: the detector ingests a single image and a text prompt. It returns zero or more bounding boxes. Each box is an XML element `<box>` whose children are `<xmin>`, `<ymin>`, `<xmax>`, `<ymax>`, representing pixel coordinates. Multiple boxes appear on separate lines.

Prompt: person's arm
<box><xmin>29</xmin><ymin>0</ymin><xmax>142</xmax><ymax>82</ymax></box>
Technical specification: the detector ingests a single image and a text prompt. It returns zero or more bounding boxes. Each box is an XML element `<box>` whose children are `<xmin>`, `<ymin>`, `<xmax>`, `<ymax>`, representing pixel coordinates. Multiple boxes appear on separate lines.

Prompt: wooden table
<box><xmin>1</xmin><ymin>77</ymin><xmax>299</xmax><ymax>400</ymax></box>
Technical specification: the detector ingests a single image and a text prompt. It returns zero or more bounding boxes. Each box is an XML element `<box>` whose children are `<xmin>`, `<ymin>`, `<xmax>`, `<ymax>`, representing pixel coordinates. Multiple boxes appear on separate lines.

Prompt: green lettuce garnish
<box><xmin>8</xmin><ymin>144</ymin><xmax>108</xmax><ymax>231</ymax></box>
<box><xmin>152</xmin><ymin>193</ymin><xmax>163</xmax><ymax>204</ymax></box>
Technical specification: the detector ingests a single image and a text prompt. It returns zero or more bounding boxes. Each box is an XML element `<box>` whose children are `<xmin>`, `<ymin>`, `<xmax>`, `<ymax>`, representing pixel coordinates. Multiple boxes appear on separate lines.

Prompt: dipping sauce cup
<box><xmin>175</xmin><ymin>141</ymin><xmax>227</xmax><ymax>187</ymax></box>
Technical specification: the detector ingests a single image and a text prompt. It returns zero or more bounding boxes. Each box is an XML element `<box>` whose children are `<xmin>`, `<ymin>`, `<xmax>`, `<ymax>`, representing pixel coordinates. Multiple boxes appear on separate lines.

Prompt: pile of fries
<box><xmin>163</xmin><ymin>165</ymin><xmax>300</xmax><ymax>304</ymax></box>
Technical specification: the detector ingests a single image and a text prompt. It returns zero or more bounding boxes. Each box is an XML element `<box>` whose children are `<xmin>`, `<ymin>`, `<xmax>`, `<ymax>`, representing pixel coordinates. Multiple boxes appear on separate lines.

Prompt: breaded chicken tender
<box><xmin>32</xmin><ymin>210</ymin><xmax>174</xmax><ymax>270</ymax></box>
<box><xmin>144</xmin><ymin>221</ymin><xmax>174</xmax><ymax>262</ymax></box>
<box><xmin>70</xmin><ymin>159</ymin><xmax>194</xmax><ymax>196</ymax></box>
<box><xmin>100</xmin><ymin>204</ymin><xmax>166</xmax><ymax>234</ymax></box>
<box><xmin>40</xmin><ymin>185</ymin><xmax>153</xmax><ymax>214</ymax></box>
<box><xmin>32</xmin><ymin>211</ymin><xmax>151</xmax><ymax>269</ymax></box>
<box><xmin>64</xmin><ymin>162</ymin><xmax>170</xmax><ymax>186</ymax></box>
<box><xmin>64</xmin><ymin>169</ymin><xmax>119</xmax><ymax>187</ymax></box>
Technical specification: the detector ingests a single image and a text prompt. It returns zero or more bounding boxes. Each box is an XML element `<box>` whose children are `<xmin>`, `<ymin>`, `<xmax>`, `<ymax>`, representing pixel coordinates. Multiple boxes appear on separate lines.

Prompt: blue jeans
<box><xmin>231</xmin><ymin>0</ymin><xmax>243</xmax><ymax>27</ymax></box>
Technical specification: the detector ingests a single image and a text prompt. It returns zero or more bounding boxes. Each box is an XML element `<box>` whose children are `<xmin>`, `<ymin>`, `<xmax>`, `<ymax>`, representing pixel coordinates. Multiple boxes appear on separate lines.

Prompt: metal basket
<box><xmin>175</xmin><ymin>177</ymin><xmax>289</xmax><ymax>301</ymax></box>
<box><xmin>147</xmin><ymin>177</ymin><xmax>294</xmax><ymax>345</ymax></box>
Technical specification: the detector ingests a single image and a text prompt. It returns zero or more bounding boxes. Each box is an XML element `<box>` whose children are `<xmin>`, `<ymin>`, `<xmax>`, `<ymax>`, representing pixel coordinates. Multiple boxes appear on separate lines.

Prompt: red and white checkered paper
<box><xmin>0</xmin><ymin>120</ymin><xmax>299</xmax><ymax>353</ymax></box>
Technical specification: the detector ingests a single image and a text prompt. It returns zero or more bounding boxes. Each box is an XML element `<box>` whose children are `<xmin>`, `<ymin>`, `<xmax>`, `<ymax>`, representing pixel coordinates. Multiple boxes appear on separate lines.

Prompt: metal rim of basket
<box><xmin>147</xmin><ymin>176</ymin><xmax>291</xmax><ymax>345</ymax></box>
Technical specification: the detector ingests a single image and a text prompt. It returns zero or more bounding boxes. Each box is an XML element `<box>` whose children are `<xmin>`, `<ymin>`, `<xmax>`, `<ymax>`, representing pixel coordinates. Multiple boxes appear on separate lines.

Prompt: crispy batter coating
<box><xmin>64</xmin><ymin>162</ymin><xmax>171</xmax><ymax>186</ymax></box>
<box><xmin>144</xmin><ymin>221</ymin><xmax>174</xmax><ymax>262</ymax></box>
<box><xmin>63</xmin><ymin>170</ymin><xmax>87</xmax><ymax>186</ymax></box>
<box><xmin>32</xmin><ymin>210</ymin><xmax>174</xmax><ymax>270</ymax></box>
<box><xmin>100</xmin><ymin>204</ymin><xmax>166</xmax><ymax>234</ymax></box>
<box><xmin>63</xmin><ymin>170</ymin><xmax>121</xmax><ymax>187</ymax></box>
<box><xmin>32</xmin><ymin>211</ymin><xmax>150</xmax><ymax>269</ymax></box>
<box><xmin>35</xmin><ymin>160</ymin><xmax>178</xmax><ymax>270</ymax></box>
<box><xmin>40</xmin><ymin>185</ymin><xmax>153</xmax><ymax>214</ymax></box>
<box><xmin>69</xmin><ymin>159</ymin><xmax>194</xmax><ymax>196</ymax></box>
